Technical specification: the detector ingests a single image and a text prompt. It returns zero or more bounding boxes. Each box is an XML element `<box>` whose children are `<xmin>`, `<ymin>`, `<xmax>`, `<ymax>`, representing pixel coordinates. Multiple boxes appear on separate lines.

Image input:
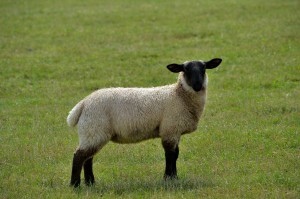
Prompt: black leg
<box><xmin>84</xmin><ymin>157</ymin><xmax>95</xmax><ymax>186</ymax></box>
<box><xmin>70</xmin><ymin>150</ymin><xmax>85</xmax><ymax>188</ymax></box>
<box><xmin>70</xmin><ymin>148</ymin><xmax>97</xmax><ymax>188</ymax></box>
<box><xmin>162</xmin><ymin>141</ymin><xmax>179</xmax><ymax>180</ymax></box>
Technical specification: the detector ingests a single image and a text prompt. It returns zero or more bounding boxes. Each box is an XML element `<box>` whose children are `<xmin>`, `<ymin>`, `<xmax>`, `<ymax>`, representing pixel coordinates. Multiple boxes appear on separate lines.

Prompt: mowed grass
<box><xmin>0</xmin><ymin>0</ymin><xmax>299</xmax><ymax>198</ymax></box>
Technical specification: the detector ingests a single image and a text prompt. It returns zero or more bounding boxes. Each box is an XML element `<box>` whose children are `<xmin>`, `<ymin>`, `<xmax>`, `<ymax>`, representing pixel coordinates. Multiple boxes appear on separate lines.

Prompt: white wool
<box><xmin>67</xmin><ymin>72</ymin><xmax>208</xmax><ymax>151</ymax></box>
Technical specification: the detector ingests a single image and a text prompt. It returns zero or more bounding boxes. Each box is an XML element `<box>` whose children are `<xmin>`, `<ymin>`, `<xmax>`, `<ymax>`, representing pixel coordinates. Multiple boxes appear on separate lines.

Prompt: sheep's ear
<box><xmin>166</xmin><ymin>63</ymin><xmax>184</xmax><ymax>73</ymax></box>
<box><xmin>205</xmin><ymin>58</ymin><xmax>222</xmax><ymax>69</ymax></box>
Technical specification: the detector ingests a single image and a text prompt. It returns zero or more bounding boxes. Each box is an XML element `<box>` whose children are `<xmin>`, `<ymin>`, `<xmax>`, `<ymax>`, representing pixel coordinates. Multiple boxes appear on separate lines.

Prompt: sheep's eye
<box><xmin>201</xmin><ymin>68</ymin><xmax>205</xmax><ymax>74</ymax></box>
<box><xmin>184</xmin><ymin>66</ymin><xmax>190</xmax><ymax>72</ymax></box>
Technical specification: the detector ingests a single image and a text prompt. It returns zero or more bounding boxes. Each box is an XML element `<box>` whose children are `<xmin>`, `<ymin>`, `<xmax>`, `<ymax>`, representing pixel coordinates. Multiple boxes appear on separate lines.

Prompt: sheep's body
<box><xmin>68</xmin><ymin>59</ymin><xmax>222</xmax><ymax>188</ymax></box>
<box><xmin>68</xmin><ymin>73</ymin><xmax>207</xmax><ymax>150</ymax></box>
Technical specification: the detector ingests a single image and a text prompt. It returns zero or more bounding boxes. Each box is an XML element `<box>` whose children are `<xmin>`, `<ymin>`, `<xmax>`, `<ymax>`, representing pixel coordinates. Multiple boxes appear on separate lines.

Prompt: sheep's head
<box><xmin>167</xmin><ymin>58</ymin><xmax>222</xmax><ymax>92</ymax></box>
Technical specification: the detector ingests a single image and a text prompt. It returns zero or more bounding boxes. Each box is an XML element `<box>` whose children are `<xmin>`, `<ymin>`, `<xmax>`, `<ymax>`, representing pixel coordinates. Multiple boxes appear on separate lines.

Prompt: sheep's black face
<box><xmin>167</xmin><ymin>58</ymin><xmax>222</xmax><ymax>92</ymax></box>
<box><xmin>183</xmin><ymin>61</ymin><xmax>206</xmax><ymax>92</ymax></box>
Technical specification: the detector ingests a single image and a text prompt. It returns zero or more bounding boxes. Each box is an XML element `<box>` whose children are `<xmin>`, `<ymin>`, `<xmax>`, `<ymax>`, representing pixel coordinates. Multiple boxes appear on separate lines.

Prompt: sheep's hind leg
<box><xmin>84</xmin><ymin>157</ymin><xmax>95</xmax><ymax>186</ymax></box>
<box><xmin>162</xmin><ymin>141</ymin><xmax>179</xmax><ymax>180</ymax></box>
<box><xmin>70</xmin><ymin>148</ymin><xmax>97</xmax><ymax>188</ymax></box>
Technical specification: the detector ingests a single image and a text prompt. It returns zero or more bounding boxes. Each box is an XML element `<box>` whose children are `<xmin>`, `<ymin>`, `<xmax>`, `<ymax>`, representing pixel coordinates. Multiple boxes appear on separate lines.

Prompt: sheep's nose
<box><xmin>193</xmin><ymin>85</ymin><xmax>202</xmax><ymax>92</ymax></box>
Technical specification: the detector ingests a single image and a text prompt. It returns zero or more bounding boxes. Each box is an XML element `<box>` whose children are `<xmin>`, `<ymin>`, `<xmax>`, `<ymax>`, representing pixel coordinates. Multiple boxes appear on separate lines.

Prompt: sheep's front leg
<box><xmin>84</xmin><ymin>157</ymin><xmax>95</xmax><ymax>186</ymax></box>
<box><xmin>162</xmin><ymin>141</ymin><xmax>179</xmax><ymax>180</ymax></box>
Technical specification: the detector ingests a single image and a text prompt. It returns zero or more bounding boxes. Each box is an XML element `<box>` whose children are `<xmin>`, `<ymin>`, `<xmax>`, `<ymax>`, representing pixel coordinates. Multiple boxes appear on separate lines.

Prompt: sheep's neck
<box><xmin>175</xmin><ymin>80</ymin><xmax>206</xmax><ymax>122</ymax></box>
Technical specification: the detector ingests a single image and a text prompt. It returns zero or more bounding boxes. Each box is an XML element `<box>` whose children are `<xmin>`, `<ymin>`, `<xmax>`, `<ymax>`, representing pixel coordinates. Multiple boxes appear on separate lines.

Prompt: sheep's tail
<box><xmin>67</xmin><ymin>101</ymin><xmax>84</xmax><ymax>127</ymax></box>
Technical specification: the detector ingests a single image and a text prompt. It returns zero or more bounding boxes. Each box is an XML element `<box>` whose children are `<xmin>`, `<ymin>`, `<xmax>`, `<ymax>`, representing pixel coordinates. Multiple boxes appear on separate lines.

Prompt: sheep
<box><xmin>67</xmin><ymin>58</ymin><xmax>222</xmax><ymax>187</ymax></box>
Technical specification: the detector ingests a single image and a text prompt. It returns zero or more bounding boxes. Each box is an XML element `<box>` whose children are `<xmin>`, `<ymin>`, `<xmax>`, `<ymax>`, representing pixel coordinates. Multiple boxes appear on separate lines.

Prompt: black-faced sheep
<box><xmin>67</xmin><ymin>58</ymin><xmax>222</xmax><ymax>187</ymax></box>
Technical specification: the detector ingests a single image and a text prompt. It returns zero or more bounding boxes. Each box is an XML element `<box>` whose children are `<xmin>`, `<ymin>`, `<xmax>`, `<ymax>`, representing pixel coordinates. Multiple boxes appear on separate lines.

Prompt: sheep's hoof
<box><xmin>164</xmin><ymin>175</ymin><xmax>178</xmax><ymax>180</ymax></box>
<box><xmin>85</xmin><ymin>179</ymin><xmax>95</xmax><ymax>186</ymax></box>
<box><xmin>70</xmin><ymin>179</ymin><xmax>81</xmax><ymax>188</ymax></box>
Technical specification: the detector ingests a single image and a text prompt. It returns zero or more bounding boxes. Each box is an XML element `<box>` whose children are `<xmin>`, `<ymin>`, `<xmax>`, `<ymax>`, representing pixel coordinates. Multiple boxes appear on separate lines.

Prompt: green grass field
<box><xmin>1</xmin><ymin>0</ymin><xmax>299</xmax><ymax>198</ymax></box>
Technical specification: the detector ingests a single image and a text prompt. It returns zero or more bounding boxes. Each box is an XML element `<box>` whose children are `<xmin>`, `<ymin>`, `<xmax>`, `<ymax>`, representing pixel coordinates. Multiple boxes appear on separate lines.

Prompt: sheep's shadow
<box><xmin>76</xmin><ymin>176</ymin><xmax>215</xmax><ymax>195</ymax></box>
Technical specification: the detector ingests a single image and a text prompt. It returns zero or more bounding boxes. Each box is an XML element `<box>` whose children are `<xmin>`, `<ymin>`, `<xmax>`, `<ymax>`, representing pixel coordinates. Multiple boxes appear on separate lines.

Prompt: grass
<box><xmin>0</xmin><ymin>0</ymin><xmax>299</xmax><ymax>198</ymax></box>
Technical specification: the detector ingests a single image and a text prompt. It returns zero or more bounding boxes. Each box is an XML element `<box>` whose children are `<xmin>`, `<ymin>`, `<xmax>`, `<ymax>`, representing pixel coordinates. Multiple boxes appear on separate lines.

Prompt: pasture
<box><xmin>0</xmin><ymin>0</ymin><xmax>299</xmax><ymax>198</ymax></box>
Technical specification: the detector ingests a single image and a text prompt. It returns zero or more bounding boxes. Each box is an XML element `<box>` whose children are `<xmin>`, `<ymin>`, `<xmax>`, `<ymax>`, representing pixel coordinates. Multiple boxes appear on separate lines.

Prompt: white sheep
<box><xmin>67</xmin><ymin>58</ymin><xmax>222</xmax><ymax>187</ymax></box>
